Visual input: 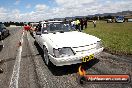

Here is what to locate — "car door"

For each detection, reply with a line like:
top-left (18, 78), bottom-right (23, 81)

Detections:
top-left (39, 35), bottom-right (44, 48)
top-left (35, 31), bottom-right (42, 46)
top-left (36, 23), bottom-right (49, 48)
top-left (38, 24), bottom-right (47, 48)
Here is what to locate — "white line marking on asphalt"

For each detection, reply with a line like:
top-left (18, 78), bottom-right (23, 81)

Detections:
top-left (9, 31), bottom-right (24, 88)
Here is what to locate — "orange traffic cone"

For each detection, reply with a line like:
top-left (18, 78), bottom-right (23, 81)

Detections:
top-left (18, 41), bottom-right (22, 47)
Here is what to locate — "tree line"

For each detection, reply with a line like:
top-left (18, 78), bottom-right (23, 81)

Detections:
top-left (0, 22), bottom-right (25, 27)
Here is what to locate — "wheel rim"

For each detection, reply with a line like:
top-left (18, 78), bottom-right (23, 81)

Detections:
top-left (44, 47), bottom-right (49, 65)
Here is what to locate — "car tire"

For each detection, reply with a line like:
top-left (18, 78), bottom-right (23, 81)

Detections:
top-left (43, 46), bottom-right (51, 66)
top-left (1, 35), bottom-right (4, 40)
top-left (8, 31), bottom-right (10, 36)
top-left (34, 40), bottom-right (39, 47)
top-left (34, 40), bottom-right (37, 44)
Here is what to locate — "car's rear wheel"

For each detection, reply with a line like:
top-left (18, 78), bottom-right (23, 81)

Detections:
top-left (43, 46), bottom-right (51, 66)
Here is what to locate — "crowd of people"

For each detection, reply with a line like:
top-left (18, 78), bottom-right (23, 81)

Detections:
top-left (68, 18), bottom-right (97, 32)
top-left (23, 18), bottom-right (97, 32)
top-left (69, 18), bottom-right (88, 32)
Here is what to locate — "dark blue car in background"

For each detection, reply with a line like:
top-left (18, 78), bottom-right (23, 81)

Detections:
top-left (115, 16), bottom-right (124, 23)
top-left (0, 23), bottom-right (9, 40)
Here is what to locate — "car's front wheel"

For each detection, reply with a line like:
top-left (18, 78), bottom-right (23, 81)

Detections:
top-left (8, 31), bottom-right (10, 36)
top-left (43, 46), bottom-right (51, 66)
top-left (0, 34), bottom-right (4, 40)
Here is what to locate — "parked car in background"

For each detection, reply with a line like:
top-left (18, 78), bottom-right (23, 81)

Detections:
top-left (0, 23), bottom-right (9, 40)
top-left (115, 16), bottom-right (124, 23)
top-left (35, 21), bottom-right (104, 66)
top-left (107, 19), bottom-right (113, 23)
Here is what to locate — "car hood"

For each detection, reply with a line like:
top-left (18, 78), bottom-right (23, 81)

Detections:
top-left (43, 31), bottom-right (101, 48)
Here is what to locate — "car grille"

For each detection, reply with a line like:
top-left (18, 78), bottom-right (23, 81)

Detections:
top-left (72, 43), bottom-right (97, 54)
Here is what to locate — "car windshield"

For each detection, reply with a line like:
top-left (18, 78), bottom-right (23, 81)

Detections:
top-left (42, 23), bottom-right (74, 33)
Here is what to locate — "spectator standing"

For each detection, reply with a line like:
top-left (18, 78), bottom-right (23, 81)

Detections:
top-left (75, 19), bottom-right (81, 32)
top-left (64, 19), bottom-right (66, 24)
top-left (68, 20), bottom-right (72, 26)
top-left (38, 23), bottom-right (42, 31)
top-left (36, 23), bottom-right (42, 32)
top-left (71, 20), bottom-right (76, 30)
top-left (93, 20), bottom-right (96, 28)
top-left (84, 19), bottom-right (88, 29)
top-left (68, 20), bottom-right (72, 30)
top-left (80, 19), bottom-right (84, 30)
top-left (24, 24), bottom-right (31, 31)
top-left (71, 20), bottom-right (74, 27)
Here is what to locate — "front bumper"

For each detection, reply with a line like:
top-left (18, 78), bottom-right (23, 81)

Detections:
top-left (49, 47), bottom-right (104, 66)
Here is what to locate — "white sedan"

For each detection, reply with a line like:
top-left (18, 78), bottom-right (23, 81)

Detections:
top-left (35, 21), bottom-right (104, 66)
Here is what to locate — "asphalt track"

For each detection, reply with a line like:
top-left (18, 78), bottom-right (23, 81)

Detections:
top-left (0, 27), bottom-right (131, 88)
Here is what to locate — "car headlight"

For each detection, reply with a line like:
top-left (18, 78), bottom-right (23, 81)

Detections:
top-left (96, 41), bottom-right (103, 49)
top-left (53, 47), bottom-right (74, 58)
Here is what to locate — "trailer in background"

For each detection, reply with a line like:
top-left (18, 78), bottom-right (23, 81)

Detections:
top-left (125, 15), bottom-right (132, 22)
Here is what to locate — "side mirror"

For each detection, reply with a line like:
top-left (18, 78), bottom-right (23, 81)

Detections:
top-left (36, 32), bottom-right (41, 35)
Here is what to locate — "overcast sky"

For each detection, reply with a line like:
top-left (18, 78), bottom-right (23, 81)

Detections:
top-left (0, 0), bottom-right (132, 22)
